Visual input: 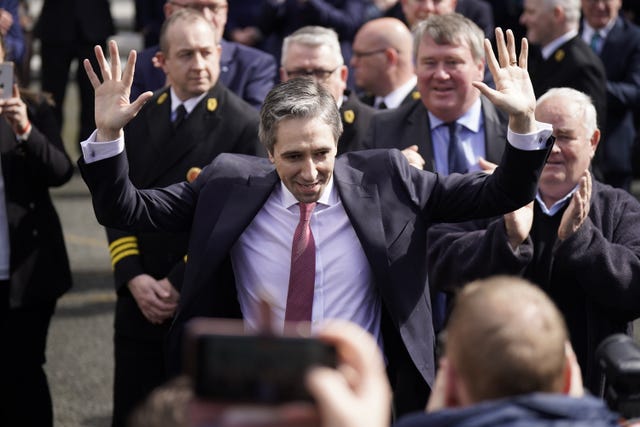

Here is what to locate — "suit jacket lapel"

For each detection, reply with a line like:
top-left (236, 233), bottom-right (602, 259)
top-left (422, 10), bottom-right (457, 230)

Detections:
top-left (481, 96), bottom-right (507, 163)
top-left (333, 162), bottom-right (389, 282)
top-left (407, 103), bottom-right (435, 171)
top-left (195, 170), bottom-right (279, 285)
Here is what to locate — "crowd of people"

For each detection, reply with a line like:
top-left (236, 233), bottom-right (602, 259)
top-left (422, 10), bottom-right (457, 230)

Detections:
top-left (2, 0), bottom-right (640, 426)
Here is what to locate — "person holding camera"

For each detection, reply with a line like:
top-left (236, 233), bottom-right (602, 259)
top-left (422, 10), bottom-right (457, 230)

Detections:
top-left (77, 27), bottom-right (553, 416)
top-left (0, 33), bottom-right (74, 426)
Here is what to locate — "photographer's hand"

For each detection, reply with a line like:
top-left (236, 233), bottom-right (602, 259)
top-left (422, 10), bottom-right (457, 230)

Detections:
top-left (306, 320), bottom-right (391, 427)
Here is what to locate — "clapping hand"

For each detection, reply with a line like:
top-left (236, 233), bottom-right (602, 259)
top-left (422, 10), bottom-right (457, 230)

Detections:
top-left (83, 40), bottom-right (153, 141)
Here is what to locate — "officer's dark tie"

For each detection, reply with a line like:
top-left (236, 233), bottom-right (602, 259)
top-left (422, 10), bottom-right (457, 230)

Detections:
top-left (447, 121), bottom-right (467, 174)
top-left (172, 104), bottom-right (187, 130)
top-left (378, 101), bottom-right (388, 110)
top-left (285, 202), bottom-right (316, 322)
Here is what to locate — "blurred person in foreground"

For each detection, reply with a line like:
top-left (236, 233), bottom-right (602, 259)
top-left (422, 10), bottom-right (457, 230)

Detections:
top-left (0, 32), bottom-right (74, 426)
top-left (308, 277), bottom-right (621, 427)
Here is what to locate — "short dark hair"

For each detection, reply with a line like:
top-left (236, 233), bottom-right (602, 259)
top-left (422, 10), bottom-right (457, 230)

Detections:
top-left (259, 78), bottom-right (343, 154)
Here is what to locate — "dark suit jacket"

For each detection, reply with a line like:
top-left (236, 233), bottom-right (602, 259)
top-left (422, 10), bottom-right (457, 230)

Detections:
top-left (362, 97), bottom-right (508, 170)
top-left (580, 17), bottom-right (640, 176)
top-left (338, 90), bottom-right (376, 155)
top-left (529, 36), bottom-right (607, 133)
top-left (79, 137), bottom-right (552, 414)
top-left (34, 0), bottom-right (114, 44)
top-left (107, 83), bottom-right (262, 339)
top-left (2, 94), bottom-right (73, 306)
top-left (426, 180), bottom-right (640, 391)
top-left (131, 39), bottom-right (277, 108)
top-left (456, 0), bottom-right (494, 40)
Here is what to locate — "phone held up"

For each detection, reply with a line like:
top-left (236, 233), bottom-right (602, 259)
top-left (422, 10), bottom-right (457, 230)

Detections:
top-left (0, 62), bottom-right (13, 99)
top-left (183, 317), bottom-right (337, 405)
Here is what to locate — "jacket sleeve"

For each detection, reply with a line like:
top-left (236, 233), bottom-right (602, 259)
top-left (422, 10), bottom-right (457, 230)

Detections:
top-left (427, 217), bottom-right (533, 292)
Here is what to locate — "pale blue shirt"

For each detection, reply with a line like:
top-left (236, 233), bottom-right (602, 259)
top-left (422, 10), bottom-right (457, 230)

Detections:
top-left (536, 185), bottom-right (579, 217)
top-left (375, 75), bottom-right (417, 109)
top-left (429, 98), bottom-right (485, 174)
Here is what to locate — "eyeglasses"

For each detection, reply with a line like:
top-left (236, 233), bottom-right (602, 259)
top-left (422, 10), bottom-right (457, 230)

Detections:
top-left (169, 1), bottom-right (228, 14)
top-left (285, 67), bottom-right (340, 81)
top-left (352, 48), bottom-right (390, 59)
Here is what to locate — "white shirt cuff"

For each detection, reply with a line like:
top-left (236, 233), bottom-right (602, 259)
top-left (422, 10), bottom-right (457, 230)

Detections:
top-left (80, 130), bottom-right (125, 164)
top-left (507, 121), bottom-right (553, 151)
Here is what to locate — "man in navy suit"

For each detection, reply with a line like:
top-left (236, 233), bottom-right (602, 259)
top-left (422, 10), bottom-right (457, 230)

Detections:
top-left (78, 29), bottom-right (553, 416)
top-left (131, 0), bottom-right (277, 109)
top-left (580, 0), bottom-right (640, 191)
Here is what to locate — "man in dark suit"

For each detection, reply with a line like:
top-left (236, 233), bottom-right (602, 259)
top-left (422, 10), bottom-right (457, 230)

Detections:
top-left (351, 17), bottom-right (419, 110)
top-left (520, 0), bottom-right (607, 142)
top-left (364, 14), bottom-right (507, 179)
top-left (34, 0), bottom-right (114, 144)
top-left (280, 26), bottom-right (375, 155)
top-left (130, 0), bottom-right (277, 109)
top-left (580, 0), bottom-right (640, 191)
top-left (78, 29), bottom-right (553, 416)
top-left (363, 13), bottom-right (507, 331)
top-left (106, 10), bottom-right (262, 427)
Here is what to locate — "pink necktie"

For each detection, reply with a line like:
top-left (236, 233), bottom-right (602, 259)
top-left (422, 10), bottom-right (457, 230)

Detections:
top-left (285, 202), bottom-right (316, 322)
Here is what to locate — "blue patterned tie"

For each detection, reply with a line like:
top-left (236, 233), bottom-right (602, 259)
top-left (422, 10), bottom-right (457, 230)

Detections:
top-left (447, 121), bottom-right (467, 174)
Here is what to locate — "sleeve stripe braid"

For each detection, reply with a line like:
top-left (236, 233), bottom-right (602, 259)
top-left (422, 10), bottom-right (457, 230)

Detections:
top-left (108, 236), bottom-right (138, 252)
top-left (111, 249), bottom-right (141, 269)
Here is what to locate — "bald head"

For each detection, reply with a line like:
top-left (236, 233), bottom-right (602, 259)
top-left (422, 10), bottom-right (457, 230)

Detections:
top-left (446, 276), bottom-right (569, 403)
top-left (351, 17), bottom-right (415, 97)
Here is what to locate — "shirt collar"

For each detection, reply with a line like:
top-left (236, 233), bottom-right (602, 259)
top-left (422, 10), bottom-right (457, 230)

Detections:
top-left (541, 30), bottom-right (578, 60)
top-left (380, 75), bottom-right (418, 109)
top-left (582, 18), bottom-right (616, 42)
top-left (278, 175), bottom-right (337, 210)
top-left (170, 88), bottom-right (208, 114)
top-left (536, 184), bottom-right (579, 216)
top-left (428, 97), bottom-right (482, 133)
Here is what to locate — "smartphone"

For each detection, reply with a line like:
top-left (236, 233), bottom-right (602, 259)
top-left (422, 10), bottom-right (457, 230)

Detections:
top-left (184, 318), bottom-right (337, 404)
top-left (0, 62), bottom-right (13, 99)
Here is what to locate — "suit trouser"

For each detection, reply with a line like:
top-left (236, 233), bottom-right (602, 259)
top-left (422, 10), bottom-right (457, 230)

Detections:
top-left (0, 301), bottom-right (56, 427)
top-left (39, 40), bottom-right (106, 145)
top-left (112, 333), bottom-right (167, 427)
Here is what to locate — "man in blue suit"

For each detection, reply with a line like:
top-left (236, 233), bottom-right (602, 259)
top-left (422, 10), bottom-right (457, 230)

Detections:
top-left (78, 29), bottom-right (553, 416)
top-left (580, 0), bottom-right (640, 191)
top-left (131, 0), bottom-right (277, 109)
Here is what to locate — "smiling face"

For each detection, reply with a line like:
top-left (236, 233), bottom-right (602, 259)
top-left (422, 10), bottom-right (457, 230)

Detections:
top-left (157, 17), bottom-right (221, 101)
top-left (581, 0), bottom-right (621, 30)
top-left (536, 96), bottom-right (599, 204)
top-left (268, 117), bottom-right (338, 203)
top-left (415, 34), bottom-right (484, 123)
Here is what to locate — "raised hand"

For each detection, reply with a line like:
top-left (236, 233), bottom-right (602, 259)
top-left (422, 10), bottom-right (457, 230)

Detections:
top-left (83, 40), bottom-right (153, 141)
top-left (504, 201), bottom-right (534, 250)
top-left (473, 28), bottom-right (536, 134)
top-left (558, 171), bottom-right (592, 240)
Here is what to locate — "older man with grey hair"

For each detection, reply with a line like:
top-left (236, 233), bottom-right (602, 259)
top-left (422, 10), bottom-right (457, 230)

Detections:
top-left (427, 87), bottom-right (640, 393)
top-left (280, 26), bottom-right (376, 154)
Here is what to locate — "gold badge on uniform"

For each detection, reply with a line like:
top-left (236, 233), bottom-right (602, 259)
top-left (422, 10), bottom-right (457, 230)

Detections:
top-left (554, 49), bottom-right (565, 62)
top-left (411, 90), bottom-right (421, 100)
top-left (186, 167), bottom-right (202, 183)
top-left (343, 110), bottom-right (355, 124)
top-left (157, 92), bottom-right (168, 104)
top-left (207, 98), bottom-right (218, 112)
